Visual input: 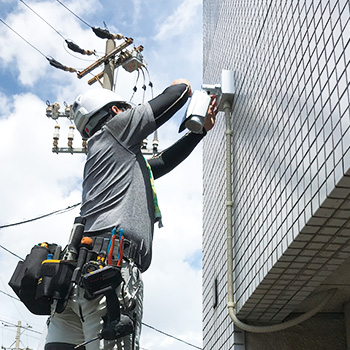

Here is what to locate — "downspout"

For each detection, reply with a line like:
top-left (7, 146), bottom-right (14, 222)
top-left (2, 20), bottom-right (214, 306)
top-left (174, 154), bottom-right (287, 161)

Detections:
top-left (223, 101), bottom-right (337, 333)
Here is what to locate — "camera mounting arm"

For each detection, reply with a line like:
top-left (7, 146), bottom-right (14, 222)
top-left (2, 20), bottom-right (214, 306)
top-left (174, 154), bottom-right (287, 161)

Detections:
top-left (202, 70), bottom-right (235, 112)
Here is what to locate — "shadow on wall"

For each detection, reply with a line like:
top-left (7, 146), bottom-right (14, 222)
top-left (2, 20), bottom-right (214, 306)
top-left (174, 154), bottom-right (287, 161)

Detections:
top-left (245, 313), bottom-right (346, 350)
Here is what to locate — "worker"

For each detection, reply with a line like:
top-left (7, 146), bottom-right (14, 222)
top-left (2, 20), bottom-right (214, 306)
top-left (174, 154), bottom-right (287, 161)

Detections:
top-left (44, 79), bottom-right (218, 350)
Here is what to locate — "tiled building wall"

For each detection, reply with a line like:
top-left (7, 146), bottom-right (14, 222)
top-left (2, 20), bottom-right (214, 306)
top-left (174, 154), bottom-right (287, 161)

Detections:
top-left (202, 1), bottom-right (350, 349)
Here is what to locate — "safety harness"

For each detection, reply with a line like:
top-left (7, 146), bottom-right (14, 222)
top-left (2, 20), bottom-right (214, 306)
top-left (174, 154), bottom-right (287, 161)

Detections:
top-left (144, 157), bottom-right (163, 227)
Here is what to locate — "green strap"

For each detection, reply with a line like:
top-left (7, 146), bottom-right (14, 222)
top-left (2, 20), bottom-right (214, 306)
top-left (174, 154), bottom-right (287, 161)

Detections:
top-left (144, 157), bottom-right (163, 227)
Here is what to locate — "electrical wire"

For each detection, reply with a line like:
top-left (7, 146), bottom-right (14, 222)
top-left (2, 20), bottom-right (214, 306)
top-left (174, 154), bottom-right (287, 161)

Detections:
top-left (0, 290), bottom-right (20, 301)
top-left (0, 288), bottom-right (201, 349)
top-left (142, 323), bottom-right (202, 349)
top-left (0, 202), bottom-right (80, 230)
top-left (143, 66), bottom-right (154, 99)
top-left (19, 0), bottom-right (65, 40)
top-left (0, 320), bottom-right (43, 349)
top-left (0, 18), bottom-right (47, 59)
top-left (19, 0), bottom-right (95, 60)
top-left (55, 0), bottom-right (92, 28)
top-left (113, 66), bottom-right (120, 92)
top-left (0, 17), bottom-right (77, 73)
top-left (0, 276), bottom-right (29, 327)
top-left (0, 276), bottom-right (28, 330)
top-left (19, 0), bottom-right (96, 60)
top-left (0, 319), bottom-right (42, 336)
top-left (130, 70), bottom-right (141, 102)
top-left (62, 41), bottom-right (95, 62)
top-left (0, 245), bottom-right (23, 261)
top-left (0, 202), bottom-right (80, 259)
top-left (140, 68), bottom-right (147, 104)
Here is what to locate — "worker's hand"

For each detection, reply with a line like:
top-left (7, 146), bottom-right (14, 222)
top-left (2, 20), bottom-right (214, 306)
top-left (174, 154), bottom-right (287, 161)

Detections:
top-left (204, 95), bottom-right (218, 132)
top-left (171, 78), bottom-right (192, 96)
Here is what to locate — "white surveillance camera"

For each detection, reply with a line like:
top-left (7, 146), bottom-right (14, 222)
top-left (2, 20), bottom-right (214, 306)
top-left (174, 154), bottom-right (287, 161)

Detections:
top-left (179, 90), bottom-right (212, 133)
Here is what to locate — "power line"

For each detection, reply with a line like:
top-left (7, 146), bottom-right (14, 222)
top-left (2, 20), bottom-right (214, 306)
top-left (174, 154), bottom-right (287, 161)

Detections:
top-left (0, 290), bottom-right (20, 301)
top-left (0, 288), bottom-right (202, 349)
top-left (0, 202), bottom-right (81, 260)
top-left (0, 276), bottom-right (31, 328)
top-left (19, 0), bottom-right (65, 40)
top-left (0, 202), bottom-right (81, 230)
top-left (142, 323), bottom-right (202, 349)
top-left (0, 319), bottom-right (42, 336)
top-left (0, 18), bottom-right (47, 59)
top-left (143, 66), bottom-right (154, 99)
top-left (55, 0), bottom-right (92, 28)
top-left (0, 18), bottom-right (79, 72)
top-left (54, 0), bottom-right (122, 42)
top-left (19, 0), bottom-right (95, 58)
top-left (0, 245), bottom-right (23, 261)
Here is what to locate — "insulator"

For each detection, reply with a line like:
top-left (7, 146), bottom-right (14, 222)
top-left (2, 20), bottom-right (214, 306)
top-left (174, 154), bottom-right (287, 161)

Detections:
top-left (52, 103), bottom-right (60, 120)
top-left (68, 125), bottom-right (75, 148)
top-left (92, 27), bottom-right (114, 39)
top-left (152, 139), bottom-right (159, 149)
top-left (53, 124), bottom-right (60, 148)
top-left (142, 139), bottom-right (148, 149)
top-left (66, 40), bottom-right (95, 56)
top-left (114, 33), bottom-right (125, 40)
top-left (46, 105), bottom-right (53, 118)
top-left (47, 57), bottom-right (77, 73)
top-left (46, 102), bottom-right (59, 119)
top-left (65, 104), bottom-right (73, 120)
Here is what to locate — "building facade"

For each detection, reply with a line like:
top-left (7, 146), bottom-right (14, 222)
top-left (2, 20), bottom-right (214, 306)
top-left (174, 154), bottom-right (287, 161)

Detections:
top-left (202, 1), bottom-right (350, 349)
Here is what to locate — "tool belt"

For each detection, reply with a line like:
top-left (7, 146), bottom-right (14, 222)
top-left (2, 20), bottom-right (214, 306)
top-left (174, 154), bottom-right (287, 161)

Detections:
top-left (8, 218), bottom-right (142, 316)
top-left (87, 233), bottom-right (142, 268)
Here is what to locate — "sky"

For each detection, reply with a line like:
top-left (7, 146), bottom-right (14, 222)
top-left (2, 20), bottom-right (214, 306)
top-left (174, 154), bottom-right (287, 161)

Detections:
top-left (0, 1), bottom-right (205, 349)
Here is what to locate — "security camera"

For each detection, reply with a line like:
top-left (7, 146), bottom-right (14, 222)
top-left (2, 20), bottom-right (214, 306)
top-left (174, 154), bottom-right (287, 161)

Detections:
top-left (178, 70), bottom-right (235, 134)
top-left (179, 90), bottom-right (212, 134)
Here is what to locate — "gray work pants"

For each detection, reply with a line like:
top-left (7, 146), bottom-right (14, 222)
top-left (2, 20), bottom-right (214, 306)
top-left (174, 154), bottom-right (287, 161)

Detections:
top-left (45, 260), bottom-right (143, 350)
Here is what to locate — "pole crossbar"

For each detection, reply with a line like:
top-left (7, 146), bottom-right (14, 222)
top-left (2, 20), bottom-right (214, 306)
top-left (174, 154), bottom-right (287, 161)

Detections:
top-left (77, 38), bottom-right (133, 79)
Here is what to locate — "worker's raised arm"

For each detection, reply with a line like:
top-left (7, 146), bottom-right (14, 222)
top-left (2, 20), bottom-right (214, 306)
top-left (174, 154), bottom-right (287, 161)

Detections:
top-left (148, 95), bottom-right (218, 179)
top-left (149, 79), bottom-right (191, 128)
top-left (148, 131), bottom-right (205, 179)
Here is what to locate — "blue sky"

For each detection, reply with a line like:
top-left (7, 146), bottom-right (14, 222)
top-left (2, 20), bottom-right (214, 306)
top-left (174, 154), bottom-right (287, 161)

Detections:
top-left (0, 0), bottom-right (203, 103)
top-left (0, 1), bottom-right (204, 349)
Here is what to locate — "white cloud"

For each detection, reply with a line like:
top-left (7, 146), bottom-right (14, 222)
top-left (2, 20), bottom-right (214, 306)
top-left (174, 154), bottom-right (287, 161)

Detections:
top-left (0, 0), bottom-right (108, 88)
top-left (0, 1), bottom-right (205, 349)
top-left (0, 91), bottom-right (12, 115)
top-left (154, 0), bottom-right (202, 41)
top-left (132, 0), bottom-right (142, 25)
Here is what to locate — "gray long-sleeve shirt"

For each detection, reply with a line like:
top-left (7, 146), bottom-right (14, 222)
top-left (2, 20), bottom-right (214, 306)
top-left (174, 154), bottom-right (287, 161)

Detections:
top-left (80, 84), bottom-right (205, 272)
top-left (81, 103), bottom-right (156, 271)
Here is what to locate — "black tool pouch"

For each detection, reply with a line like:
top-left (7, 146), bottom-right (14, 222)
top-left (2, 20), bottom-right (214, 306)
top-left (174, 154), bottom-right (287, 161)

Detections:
top-left (9, 243), bottom-right (75, 315)
top-left (36, 260), bottom-right (75, 314)
top-left (9, 244), bottom-right (58, 315)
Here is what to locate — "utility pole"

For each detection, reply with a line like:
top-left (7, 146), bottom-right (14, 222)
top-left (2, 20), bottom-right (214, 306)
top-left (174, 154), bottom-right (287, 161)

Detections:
top-left (15, 321), bottom-right (21, 350)
top-left (45, 33), bottom-right (159, 155)
top-left (102, 39), bottom-right (116, 91)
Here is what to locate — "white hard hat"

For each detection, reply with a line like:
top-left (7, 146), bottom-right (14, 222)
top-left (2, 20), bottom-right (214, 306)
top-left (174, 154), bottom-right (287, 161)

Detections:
top-left (72, 88), bottom-right (131, 138)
